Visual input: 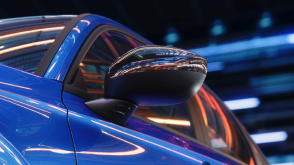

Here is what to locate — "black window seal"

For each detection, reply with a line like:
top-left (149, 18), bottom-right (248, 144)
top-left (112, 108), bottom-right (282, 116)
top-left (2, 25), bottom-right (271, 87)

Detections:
top-left (34, 13), bottom-right (91, 77)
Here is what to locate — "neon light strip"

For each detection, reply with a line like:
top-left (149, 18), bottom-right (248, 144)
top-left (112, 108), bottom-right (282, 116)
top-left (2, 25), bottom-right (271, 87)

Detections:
top-left (272, 163), bottom-right (294, 165)
top-left (251, 131), bottom-right (288, 144)
top-left (189, 33), bottom-right (294, 56)
top-left (0, 26), bottom-right (64, 40)
top-left (147, 117), bottom-right (191, 126)
top-left (0, 39), bottom-right (55, 55)
top-left (224, 98), bottom-right (260, 110)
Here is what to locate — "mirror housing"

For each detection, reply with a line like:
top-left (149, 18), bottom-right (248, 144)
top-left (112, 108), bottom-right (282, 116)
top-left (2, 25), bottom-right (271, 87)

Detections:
top-left (104, 45), bottom-right (207, 106)
top-left (85, 45), bottom-right (207, 125)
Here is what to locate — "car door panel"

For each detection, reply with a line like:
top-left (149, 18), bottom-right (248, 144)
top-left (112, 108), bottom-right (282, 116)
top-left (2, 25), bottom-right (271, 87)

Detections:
top-left (63, 91), bottom-right (226, 165)
top-left (0, 64), bottom-right (76, 164)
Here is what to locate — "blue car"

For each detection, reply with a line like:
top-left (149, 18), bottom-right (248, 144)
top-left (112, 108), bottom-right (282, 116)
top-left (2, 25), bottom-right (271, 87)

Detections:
top-left (0, 14), bottom-right (268, 165)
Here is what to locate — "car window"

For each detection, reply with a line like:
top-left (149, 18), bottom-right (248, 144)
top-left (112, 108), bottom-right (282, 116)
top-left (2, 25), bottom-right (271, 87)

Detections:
top-left (0, 16), bottom-right (75, 73)
top-left (134, 104), bottom-right (195, 137)
top-left (80, 30), bottom-right (196, 138)
top-left (196, 86), bottom-right (254, 164)
top-left (79, 31), bottom-right (144, 99)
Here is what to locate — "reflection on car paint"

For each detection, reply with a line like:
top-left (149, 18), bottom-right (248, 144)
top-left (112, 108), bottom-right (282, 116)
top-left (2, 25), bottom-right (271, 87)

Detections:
top-left (25, 130), bottom-right (145, 156)
top-left (0, 64), bottom-right (76, 164)
top-left (0, 64), bottom-right (42, 78)
top-left (91, 119), bottom-right (203, 163)
top-left (0, 81), bottom-right (32, 90)
top-left (63, 91), bottom-right (226, 165)
top-left (0, 134), bottom-right (29, 165)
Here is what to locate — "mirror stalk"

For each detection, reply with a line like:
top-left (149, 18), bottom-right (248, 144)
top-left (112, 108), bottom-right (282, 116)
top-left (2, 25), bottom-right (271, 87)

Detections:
top-left (85, 99), bottom-right (137, 125)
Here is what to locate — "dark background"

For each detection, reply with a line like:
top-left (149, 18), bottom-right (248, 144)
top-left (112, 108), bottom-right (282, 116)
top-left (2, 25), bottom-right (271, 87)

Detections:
top-left (2, 0), bottom-right (294, 164)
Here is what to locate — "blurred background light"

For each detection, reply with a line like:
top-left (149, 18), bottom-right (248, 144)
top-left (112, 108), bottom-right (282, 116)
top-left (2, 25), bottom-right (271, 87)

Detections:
top-left (224, 98), bottom-right (260, 110)
top-left (207, 62), bottom-right (224, 72)
top-left (189, 33), bottom-right (294, 57)
top-left (210, 20), bottom-right (226, 36)
top-left (165, 27), bottom-right (180, 45)
top-left (251, 131), bottom-right (288, 144)
top-left (259, 12), bottom-right (273, 28)
top-left (272, 163), bottom-right (294, 165)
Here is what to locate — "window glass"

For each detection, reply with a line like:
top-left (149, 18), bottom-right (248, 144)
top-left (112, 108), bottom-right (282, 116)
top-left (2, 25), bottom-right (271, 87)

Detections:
top-left (0, 26), bottom-right (64, 73)
top-left (0, 51), bottom-right (47, 73)
top-left (196, 86), bottom-right (253, 164)
top-left (0, 15), bottom-right (75, 73)
top-left (134, 104), bottom-right (195, 137)
top-left (80, 31), bottom-right (143, 99)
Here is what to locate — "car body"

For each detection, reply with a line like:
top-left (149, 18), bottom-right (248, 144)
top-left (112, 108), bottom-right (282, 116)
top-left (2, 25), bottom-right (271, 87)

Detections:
top-left (0, 14), bottom-right (268, 165)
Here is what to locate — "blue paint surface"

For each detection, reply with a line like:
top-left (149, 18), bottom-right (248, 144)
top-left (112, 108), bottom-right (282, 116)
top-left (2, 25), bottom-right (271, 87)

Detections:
top-left (63, 92), bottom-right (229, 165)
top-left (0, 64), bottom-right (76, 164)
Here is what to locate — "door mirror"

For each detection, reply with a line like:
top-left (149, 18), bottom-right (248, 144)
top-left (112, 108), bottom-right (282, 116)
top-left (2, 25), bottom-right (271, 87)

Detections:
top-left (104, 45), bottom-right (207, 106)
top-left (85, 45), bottom-right (207, 125)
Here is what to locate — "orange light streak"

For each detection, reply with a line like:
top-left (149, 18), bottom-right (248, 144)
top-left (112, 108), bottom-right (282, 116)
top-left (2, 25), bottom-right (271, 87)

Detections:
top-left (102, 33), bottom-right (120, 58)
top-left (73, 27), bottom-right (80, 33)
top-left (249, 157), bottom-right (255, 165)
top-left (91, 120), bottom-right (205, 163)
top-left (79, 131), bottom-right (145, 156)
top-left (199, 87), bottom-right (216, 110)
top-left (25, 148), bottom-right (73, 154)
top-left (0, 26), bottom-right (64, 40)
top-left (0, 94), bottom-right (50, 114)
top-left (0, 82), bottom-right (32, 90)
top-left (125, 35), bottom-right (138, 48)
top-left (208, 93), bottom-right (232, 150)
top-left (47, 105), bottom-right (67, 113)
top-left (0, 98), bottom-right (49, 118)
top-left (195, 93), bottom-right (208, 126)
top-left (25, 131), bottom-right (145, 156)
top-left (147, 117), bottom-right (191, 126)
top-left (0, 39), bottom-right (55, 55)
top-left (80, 20), bottom-right (90, 26)
top-left (69, 111), bottom-right (83, 118)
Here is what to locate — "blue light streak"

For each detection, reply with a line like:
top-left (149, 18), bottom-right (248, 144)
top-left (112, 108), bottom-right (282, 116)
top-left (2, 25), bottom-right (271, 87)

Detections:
top-left (251, 131), bottom-right (288, 144)
top-left (224, 98), bottom-right (260, 110)
top-left (189, 33), bottom-right (294, 56)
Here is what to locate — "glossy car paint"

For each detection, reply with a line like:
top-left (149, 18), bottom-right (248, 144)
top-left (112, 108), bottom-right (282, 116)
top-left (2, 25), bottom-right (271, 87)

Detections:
top-left (126, 117), bottom-right (243, 165)
top-left (0, 134), bottom-right (29, 165)
top-left (44, 14), bottom-right (151, 82)
top-left (0, 64), bottom-right (76, 164)
top-left (63, 91), bottom-right (227, 165)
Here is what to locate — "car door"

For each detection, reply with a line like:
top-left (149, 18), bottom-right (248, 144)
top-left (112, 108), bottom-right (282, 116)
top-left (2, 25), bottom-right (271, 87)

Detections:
top-left (60, 22), bottom-right (227, 164)
top-left (0, 15), bottom-right (77, 165)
